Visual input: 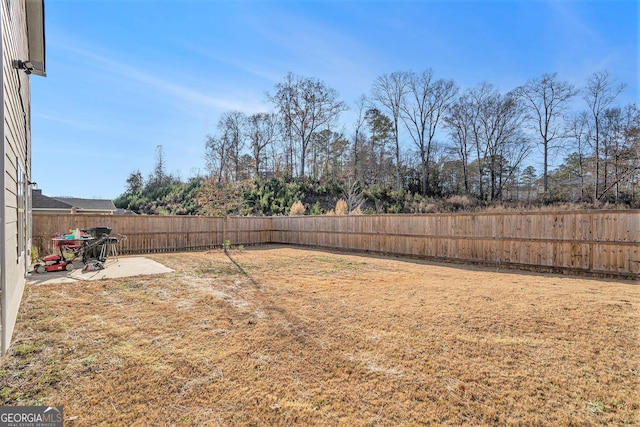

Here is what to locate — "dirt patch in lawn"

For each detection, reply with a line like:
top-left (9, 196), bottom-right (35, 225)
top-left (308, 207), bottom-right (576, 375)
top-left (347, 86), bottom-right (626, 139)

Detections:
top-left (2, 245), bottom-right (639, 426)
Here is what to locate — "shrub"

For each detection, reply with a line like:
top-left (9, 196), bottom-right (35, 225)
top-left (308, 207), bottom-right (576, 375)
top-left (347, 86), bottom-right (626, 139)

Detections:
top-left (289, 200), bottom-right (306, 216)
top-left (30, 245), bottom-right (39, 264)
top-left (349, 206), bottom-right (363, 215)
top-left (445, 195), bottom-right (475, 211)
top-left (309, 201), bottom-right (323, 215)
top-left (335, 199), bottom-right (348, 215)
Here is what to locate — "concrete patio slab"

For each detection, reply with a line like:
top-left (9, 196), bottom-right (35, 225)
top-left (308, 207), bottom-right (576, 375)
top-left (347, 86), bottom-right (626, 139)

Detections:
top-left (27, 256), bottom-right (174, 285)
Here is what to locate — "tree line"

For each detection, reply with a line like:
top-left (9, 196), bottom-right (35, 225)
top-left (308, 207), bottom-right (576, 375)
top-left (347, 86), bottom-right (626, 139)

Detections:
top-left (115, 69), bottom-right (639, 215)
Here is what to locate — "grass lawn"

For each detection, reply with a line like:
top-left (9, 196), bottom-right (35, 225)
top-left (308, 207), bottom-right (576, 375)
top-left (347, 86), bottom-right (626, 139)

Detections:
top-left (1, 246), bottom-right (639, 426)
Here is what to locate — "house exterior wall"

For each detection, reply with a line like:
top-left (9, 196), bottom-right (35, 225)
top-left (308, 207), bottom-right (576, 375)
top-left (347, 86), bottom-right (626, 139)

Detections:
top-left (1, 0), bottom-right (33, 354)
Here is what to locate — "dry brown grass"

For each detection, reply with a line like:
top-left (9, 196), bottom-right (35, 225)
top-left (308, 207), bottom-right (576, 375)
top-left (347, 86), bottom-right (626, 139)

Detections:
top-left (2, 246), bottom-right (639, 426)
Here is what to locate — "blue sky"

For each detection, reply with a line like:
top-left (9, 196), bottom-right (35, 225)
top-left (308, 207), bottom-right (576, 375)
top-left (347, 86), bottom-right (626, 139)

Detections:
top-left (31, 0), bottom-right (638, 199)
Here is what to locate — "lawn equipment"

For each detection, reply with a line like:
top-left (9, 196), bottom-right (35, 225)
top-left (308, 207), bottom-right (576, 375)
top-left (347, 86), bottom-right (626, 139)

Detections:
top-left (33, 231), bottom-right (117, 274)
top-left (33, 253), bottom-right (76, 273)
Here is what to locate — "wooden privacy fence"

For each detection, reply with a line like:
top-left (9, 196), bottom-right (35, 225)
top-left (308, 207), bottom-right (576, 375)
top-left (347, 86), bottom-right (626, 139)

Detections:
top-left (272, 211), bottom-right (640, 278)
top-left (32, 211), bottom-right (640, 278)
top-left (31, 214), bottom-right (272, 256)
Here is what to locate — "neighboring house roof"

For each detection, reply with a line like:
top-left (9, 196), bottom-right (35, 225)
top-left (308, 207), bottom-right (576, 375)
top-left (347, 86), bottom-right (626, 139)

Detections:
top-left (54, 197), bottom-right (116, 212)
top-left (32, 189), bottom-right (116, 214)
top-left (32, 190), bottom-right (73, 210)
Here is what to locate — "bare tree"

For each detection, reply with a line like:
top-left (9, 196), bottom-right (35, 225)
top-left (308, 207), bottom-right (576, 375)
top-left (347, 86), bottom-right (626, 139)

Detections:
top-left (204, 134), bottom-right (232, 182)
top-left (219, 111), bottom-right (246, 182)
top-left (246, 112), bottom-right (280, 178)
top-left (515, 72), bottom-right (577, 193)
top-left (444, 94), bottom-right (473, 194)
top-left (401, 69), bottom-right (458, 195)
top-left (351, 95), bottom-right (368, 182)
top-left (371, 71), bottom-right (408, 190)
top-left (342, 179), bottom-right (365, 213)
top-left (583, 70), bottom-right (625, 200)
top-left (566, 111), bottom-right (592, 200)
top-left (148, 145), bottom-right (168, 189)
top-left (204, 111), bottom-right (246, 182)
top-left (454, 83), bottom-right (530, 200)
top-left (268, 72), bottom-right (347, 177)
top-left (466, 84), bottom-right (494, 200)
top-left (599, 104), bottom-right (640, 201)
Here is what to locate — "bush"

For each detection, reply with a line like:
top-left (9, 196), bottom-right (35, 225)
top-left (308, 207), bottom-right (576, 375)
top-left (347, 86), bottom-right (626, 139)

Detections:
top-left (335, 199), bottom-right (348, 215)
top-left (309, 201), bottom-right (323, 215)
top-left (445, 195), bottom-right (475, 211)
top-left (30, 245), bottom-right (39, 264)
top-left (349, 206), bottom-right (363, 215)
top-left (289, 200), bottom-right (306, 216)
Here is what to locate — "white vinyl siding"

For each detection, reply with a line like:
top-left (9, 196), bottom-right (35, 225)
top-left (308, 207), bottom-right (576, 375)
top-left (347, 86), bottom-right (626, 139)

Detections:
top-left (1, 0), bottom-right (33, 353)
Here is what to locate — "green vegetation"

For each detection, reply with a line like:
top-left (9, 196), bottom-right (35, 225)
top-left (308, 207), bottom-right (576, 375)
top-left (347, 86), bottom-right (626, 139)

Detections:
top-left (114, 172), bottom-right (640, 216)
top-left (12, 344), bottom-right (35, 357)
top-left (114, 174), bottom-right (204, 215)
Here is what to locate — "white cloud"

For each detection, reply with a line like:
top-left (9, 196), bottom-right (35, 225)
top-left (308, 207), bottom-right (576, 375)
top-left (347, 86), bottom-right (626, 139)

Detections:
top-left (33, 113), bottom-right (106, 130)
top-left (57, 43), bottom-right (258, 112)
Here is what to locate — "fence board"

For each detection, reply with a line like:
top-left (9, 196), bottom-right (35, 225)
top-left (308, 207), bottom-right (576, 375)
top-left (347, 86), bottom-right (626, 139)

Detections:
top-left (32, 211), bottom-right (639, 278)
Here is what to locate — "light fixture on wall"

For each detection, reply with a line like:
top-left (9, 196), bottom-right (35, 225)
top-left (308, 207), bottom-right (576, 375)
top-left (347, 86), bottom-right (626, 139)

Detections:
top-left (12, 60), bottom-right (35, 74)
